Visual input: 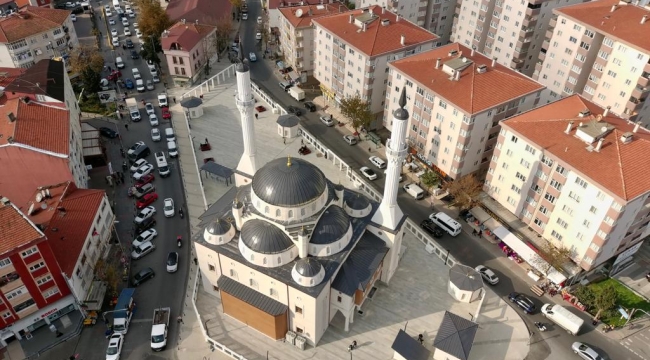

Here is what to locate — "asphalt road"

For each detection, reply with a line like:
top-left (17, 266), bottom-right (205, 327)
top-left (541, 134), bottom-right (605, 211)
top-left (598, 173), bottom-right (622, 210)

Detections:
top-left (42, 3), bottom-right (190, 360)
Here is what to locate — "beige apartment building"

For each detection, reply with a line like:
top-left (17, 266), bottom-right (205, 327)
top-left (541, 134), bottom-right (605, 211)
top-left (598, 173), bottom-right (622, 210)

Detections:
top-left (278, 4), bottom-right (346, 75)
top-left (534, 0), bottom-right (650, 126)
top-left (485, 95), bottom-right (650, 272)
top-left (450, 0), bottom-right (587, 77)
top-left (313, 6), bottom-right (438, 121)
top-left (385, 43), bottom-right (544, 180)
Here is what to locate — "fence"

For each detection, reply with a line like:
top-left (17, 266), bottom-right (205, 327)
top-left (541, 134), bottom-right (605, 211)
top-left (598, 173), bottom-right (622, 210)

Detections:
top-left (181, 64), bottom-right (238, 100)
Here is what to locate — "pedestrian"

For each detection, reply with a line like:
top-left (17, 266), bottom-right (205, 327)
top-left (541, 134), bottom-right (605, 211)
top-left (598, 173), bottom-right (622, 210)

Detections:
top-left (301, 139), bottom-right (304, 145)
top-left (418, 334), bottom-right (424, 345)
top-left (254, 113), bottom-right (258, 119)
top-left (120, 172), bottom-right (125, 183)
top-left (283, 137), bottom-right (286, 145)
top-left (368, 147), bottom-right (371, 153)
top-left (472, 229), bottom-right (477, 236)
top-left (173, 97), bottom-right (176, 104)
top-left (177, 316), bottom-right (183, 324)
top-left (124, 123), bottom-right (129, 131)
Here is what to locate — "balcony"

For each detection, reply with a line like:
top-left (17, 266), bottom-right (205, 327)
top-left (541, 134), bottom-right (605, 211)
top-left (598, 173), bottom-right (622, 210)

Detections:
top-left (522, 16), bottom-right (538, 27)
top-left (296, 31), bottom-right (303, 40)
top-left (644, 61), bottom-right (650, 74)
top-left (0, 272), bottom-right (21, 291)
top-left (639, 73), bottom-right (650, 88)
top-left (511, 58), bottom-right (525, 69)
top-left (525, 6), bottom-right (540, 17)
top-left (541, 39), bottom-right (550, 50)
top-left (13, 51), bottom-right (33, 66)
top-left (295, 42), bottom-right (303, 49)
top-left (7, 41), bottom-right (28, 54)
top-left (53, 30), bottom-right (65, 40)
top-left (632, 85), bottom-right (650, 99)
top-left (549, 17), bottom-right (557, 28)
top-left (627, 97), bottom-right (645, 112)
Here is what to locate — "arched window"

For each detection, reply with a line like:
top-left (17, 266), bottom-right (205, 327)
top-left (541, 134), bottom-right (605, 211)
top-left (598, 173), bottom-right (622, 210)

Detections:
top-left (326, 247), bottom-right (331, 255)
top-left (301, 208), bottom-right (305, 216)
top-left (265, 206), bottom-right (270, 214)
top-left (310, 279), bottom-right (314, 285)
top-left (312, 203), bottom-right (316, 211)
top-left (277, 257), bottom-right (282, 265)
top-left (276, 209), bottom-right (281, 217)
top-left (250, 253), bottom-right (254, 261)
top-left (263, 257), bottom-right (267, 265)
top-left (288, 210), bottom-right (293, 218)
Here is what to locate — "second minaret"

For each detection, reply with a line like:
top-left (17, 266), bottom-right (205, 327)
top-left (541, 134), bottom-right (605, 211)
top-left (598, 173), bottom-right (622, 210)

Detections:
top-left (235, 43), bottom-right (257, 185)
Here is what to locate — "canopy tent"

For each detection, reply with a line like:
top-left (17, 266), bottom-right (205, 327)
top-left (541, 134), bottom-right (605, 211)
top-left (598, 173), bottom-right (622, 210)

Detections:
top-left (492, 227), bottom-right (567, 285)
top-left (469, 207), bottom-right (491, 224)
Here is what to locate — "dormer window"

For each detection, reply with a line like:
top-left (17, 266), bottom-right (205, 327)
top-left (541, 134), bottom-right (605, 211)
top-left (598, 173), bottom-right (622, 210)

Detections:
top-left (170, 42), bottom-right (182, 51)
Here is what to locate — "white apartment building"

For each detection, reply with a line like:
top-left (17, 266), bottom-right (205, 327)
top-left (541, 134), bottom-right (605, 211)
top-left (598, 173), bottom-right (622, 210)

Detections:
top-left (386, 43), bottom-right (544, 180)
top-left (0, 7), bottom-right (78, 69)
top-left (451, 0), bottom-right (588, 77)
top-left (278, 4), bottom-right (346, 75)
top-left (485, 94), bottom-right (650, 272)
top-left (354, 0), bottom-right (426, 27)
top-left (534, 0), bottom-right (650, 126)
top-left (313, 6), bottom-right (438, 122)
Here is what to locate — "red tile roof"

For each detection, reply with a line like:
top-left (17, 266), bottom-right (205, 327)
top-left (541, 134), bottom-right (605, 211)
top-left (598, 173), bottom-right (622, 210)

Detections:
top-left (313, 6), bottom-right (437, 57)
top-left (23, 181), bottom-right (73, 226)
top-left (556, 0), bottom-right (650, 52)
top-left (0, 99), bottom-right (70, 154)
top-left (0, 200), bottom-right (44, 257)
top-left (390, 43), bottom-right (544, 114)
top-left (279, 4), bottom-right (347, 28)
top-left (162, 22), bottom-right (215, 52)
top-left (504, 95), bottom-right (650, 201)
top-left (0, 7), bottom-right (71, 43)
top-left (269, 0), bottom-right (326, 10)
top-left (166, 0), bottom-right (232, 26)
top-left (0, 67), bottom-right (26, 88)
top-left (43, 185), bottom-right (105, 277)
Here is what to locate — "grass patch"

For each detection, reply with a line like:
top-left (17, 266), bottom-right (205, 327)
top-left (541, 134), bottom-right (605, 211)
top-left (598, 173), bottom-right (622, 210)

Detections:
top-left (79, 94), bottom-right (115, 115)
top-left (587, 278), bottom-right (650, 326)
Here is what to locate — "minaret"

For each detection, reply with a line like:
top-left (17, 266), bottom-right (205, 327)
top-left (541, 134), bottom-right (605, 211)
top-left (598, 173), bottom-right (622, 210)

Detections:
top-left (235, 43), bottom-right (257, 186)
top-left (371, 87), bottom-right (408, 230)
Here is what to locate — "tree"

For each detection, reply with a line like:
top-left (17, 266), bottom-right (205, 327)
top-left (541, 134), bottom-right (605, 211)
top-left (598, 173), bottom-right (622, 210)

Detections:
top-left (593, 282), bottom-right (618, 320)
top-left (532, 240), bottom-right (572, 276)
top-left (339, 95), bottom-right (374, 134)
top-left (140, 37), bottom-right (162, 67)
top-left (135, 0), bottom-right (172, 39)
top-left (214, 18), bottom-right (234, 61)
top-left (81, 66), bottom-right (102, 94)
top-left (420, 170), bottom-right (440, 206)
top-left (229, 0), bottom-right (244, 11)
top-left (441, 174), bottom-right (482, 210)
top-left (68, 45), bottom-right (104, 75)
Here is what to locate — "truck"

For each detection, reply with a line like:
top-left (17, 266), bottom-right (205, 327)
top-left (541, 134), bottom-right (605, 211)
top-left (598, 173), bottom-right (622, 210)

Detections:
top-left (113, 288), bottom-right (135, 334)
top-left (150, 307), bottom-right (170, 351)
top-left (540, 304), bottom-right (584, 335)
top-left (126, 98), bottom-right (141, 121)
top-left (154, 151), bottom-right (170, 177)
top-left (288, 87), bottom-right (305, 101)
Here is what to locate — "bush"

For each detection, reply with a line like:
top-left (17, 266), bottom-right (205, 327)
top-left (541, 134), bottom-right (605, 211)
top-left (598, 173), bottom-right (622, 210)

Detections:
top-left (79, 94), bottom-right (115, 115)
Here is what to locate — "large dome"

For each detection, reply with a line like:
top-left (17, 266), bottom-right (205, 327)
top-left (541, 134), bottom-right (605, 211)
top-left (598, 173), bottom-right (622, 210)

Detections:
top-left (252, 157), bottom-right (327, 207)
top-left (240, 219), bottom-right (295, 254)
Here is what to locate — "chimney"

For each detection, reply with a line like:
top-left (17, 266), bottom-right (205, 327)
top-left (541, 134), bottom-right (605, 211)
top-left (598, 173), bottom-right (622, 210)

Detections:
top-left (634, 122), bottom-right (641, 133)
top-left (471, 46), bottom-right (475, 56)
top-left (349, 14), bottom-right (353, 23)
top-left (335, 183), bottom-right (345, 207)
top-left (382, 6), bottom-right (385, 14)
top-left (400, 34), bottom-right (405, 46)
top-left (181, 18), bottom-right (186, 24)
top-left (396, 14), bottom-right (400, 22)
top-left (308, 8), bottom-right (312, 16)
top-left (362, 22), bottom-right (367, 31)
top-left (610, 5), bottom-right (616, 12)
top-left (454, 70), bottom-right (460, 81)
top-left (297, 227), bottom-right (309, 258)
top-left (231, 200), bottom-right (244, 230)
top-left (595, 138), bottom-right (605, 152)
top-left (7, 112), bottom-right (15, 122)
top-left (642, 15), bottom-right (648, 24)
top-left (492, 57), bottom-right (496, 67)
top-left (436, 58), bottom-right (441, 69)
top-left (195, 19), bottom-right (199, 24)
top-left (603, 106), bottom-right (611, 116)
top-left (565, 121), bottom-right (574, 134)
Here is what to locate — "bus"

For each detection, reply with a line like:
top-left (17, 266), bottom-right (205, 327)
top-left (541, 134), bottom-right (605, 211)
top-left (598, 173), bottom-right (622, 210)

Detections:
top-left (429, 212), bottom-right (462, 236)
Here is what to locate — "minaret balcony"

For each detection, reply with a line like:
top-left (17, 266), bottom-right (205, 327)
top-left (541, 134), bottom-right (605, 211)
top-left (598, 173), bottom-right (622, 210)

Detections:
top-left (386, 143), bottom-right (407, 159)
top-left (235, 93), bottom-right (255, 108)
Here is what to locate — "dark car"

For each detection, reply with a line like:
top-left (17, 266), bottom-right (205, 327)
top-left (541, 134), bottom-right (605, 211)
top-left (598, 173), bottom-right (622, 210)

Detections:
top-left (130, 50), bottom-right (139, 59)
top-left (131, 267), bottom-right (155, 286)
top-left (420, 219), bottom-right (444, 238)
top-left (135, 216), bottom-right (156, 232)
top-left (125, 78), bottom-right (134, 89)
top-left (508, 292), bottom-right (536, 314)
top-left (99, 127), bottom-right (118, 138)
top-left (304, 101), bottom-right (316, 112)
top-left (125, 39), bottom-right (134, 49)
top-left (287, 105), bottom-right (302, 116)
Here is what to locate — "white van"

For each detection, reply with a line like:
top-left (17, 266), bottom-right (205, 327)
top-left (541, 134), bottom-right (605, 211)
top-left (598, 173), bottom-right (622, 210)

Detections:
top-left (369, 156), bottom-right (387, 169)
top-left (132, 68), bottom-right (141, 80)
top-left (167, 140), bottom-right (178, 158)
top-left (403, 183), bottom-right (425, 200)
top-left (540, 304), bottom-right (584, 335)
top-left (115, 56), bottom-right (125, 69)
top-left (155, 151), bottom-right (170, 177)
top-left (164, 128), bottom-right (175, 142)
top-left (112, 0), bottom-right (120, 7)
top-left (429, 212), bottom-right (462, 236)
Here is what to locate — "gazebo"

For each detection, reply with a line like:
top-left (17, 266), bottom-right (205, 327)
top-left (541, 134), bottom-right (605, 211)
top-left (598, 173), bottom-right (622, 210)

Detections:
top-left (200, 161), bottom-right (234, 186)
top-left (181, 96), bottom-right (204, 118)
top-left (276, 114), bottom-right (300, 139)
top-left (448, 264), bottom-right (483, 303)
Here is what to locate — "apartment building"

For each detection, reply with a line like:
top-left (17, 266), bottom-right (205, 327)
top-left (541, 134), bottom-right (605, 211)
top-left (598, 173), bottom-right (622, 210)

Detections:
top-left (485, 95), bottom-right (650, 272)
top-left (534, 1), bottom-right (650, 126)
top-left (313, 6), bottom-right (438, 122)
top-left (161, 21), bottom-right (217, 86)
top-left (0, 198), bottom-right (75, 346)
top-left (354, 0), bottom-right (426, 27)
top-left (278, 4), bottom-right (346, 75)
top-left (0, 7), bottom-right (77, 69)
top-left (450, 0), bottom-right (588, 77)
top-left (386, 43), bottom-right (544, 180)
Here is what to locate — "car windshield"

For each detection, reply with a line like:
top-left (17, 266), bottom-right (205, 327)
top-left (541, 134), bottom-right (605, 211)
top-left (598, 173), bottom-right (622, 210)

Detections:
top-left (167, 256), bottom-right (176, 265)
top-left (366, 169), bottom-right (375, 175)
top-left (152, 335), bottom-right (165, 343)
top-left (164, 204), bottom-right (173, 210)
top-left (106, 346), bottom-right (118, 355)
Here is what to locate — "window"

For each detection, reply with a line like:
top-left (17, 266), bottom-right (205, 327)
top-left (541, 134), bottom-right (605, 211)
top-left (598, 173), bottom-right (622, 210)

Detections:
top-left (583, 219), bottom-right (591, 227)
top-left (249, 279), bottom-right (258, 289)
top-left (541, 156), bottom-right (553, 167)
top-left (337, 296), bottom-right (342, 302)
top-left (550, 179), bottom-right (562, 190)
top-left (556, 218), bottom-right (569, 229)
top-left (551, 230), bottom-right (563, 241)
top-left (562, 205), bottom-right (574, 216)
top-left (544, 193), bottom-right (556, 204)
top-left (520, 159), bottom-right (530, 169)
top-left (524, 145), bottom-right (536, 155)
top-left (597, 230), bottom-right (608, 239)
top-left (43, 287), bottom-right (59, 298)
top-left (36, 275), bottom-right (52, 285)
top-left (556, 165), bottom-right (567, 176)
top-left (568, 191), bottom-right (581, 203)
top-left (539, 205), bottom-right (548, 215)
top-left (5, 286), bottom-right (26, 300)
top-left (511, 184), bottom-right (521, 194)
top-left (208, 264), bottom-right (215, 271)
top-left (575, 177), bottom-right (588, 188)
top-left (295, 306), bottom-right (303, 314)
top-left (534, 217), bottom-right (545, 229)
top-left (515, 172), bottom-right (526, 182)
top-left (590, 243), bottom-right (601, 253)
top-left (21, 248), bottom-right (38, 257)
top-left (29, 261), bottom-right (45, 272)
top-left (270, 288), bottom-right (278, 297)
top-left (0, 258), bottom-right (11, 267)
top-left (569, 36), bottom-right (577, 43)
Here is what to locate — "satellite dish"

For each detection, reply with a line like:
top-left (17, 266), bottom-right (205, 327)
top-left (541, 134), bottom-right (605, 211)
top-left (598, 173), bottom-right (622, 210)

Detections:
top-left (35, 193), bottom-right (43, 202)
top-left (295, 8), bottom-right (303, 17)
top-left (40, 203), bottom-right (47, 210)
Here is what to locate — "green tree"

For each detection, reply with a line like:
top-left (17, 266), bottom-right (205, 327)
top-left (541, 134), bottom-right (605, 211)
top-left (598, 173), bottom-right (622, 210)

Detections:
top-left (593, 282), bottom-right (618, 320)
top-left (81, 67), bottom-right (102, 94)
top-left (140, 37), bottom-right (162, 67)
top-left (420, 170), bottom-right (440, 206)
top-left (68, 45), bottom-right (104, 75)
top-left (339, 95), bottom-right (374, 134)
top-left (135, 0), bottom-right (172, 39)
top-left (532, 240), bottom-right (572, 276)
top-left (573, 285), bottom-right (596, 307)
top-left (441, 174), bottom-right (482, 210)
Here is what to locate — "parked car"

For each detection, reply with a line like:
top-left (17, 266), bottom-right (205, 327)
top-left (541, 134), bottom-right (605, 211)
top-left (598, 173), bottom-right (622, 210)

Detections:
top-left (109, 18), bottom-right (116, 25)
top-left (124, 28), bottom-right (131, 36)
top-left (130, 50), bottom-right (139, 59)
top-left (146, 80), bottom-right (154, 91)
top-left (304, 101), bottom-right (316, 112)
top-left (320, 115), bottom-right (334, 126)
top-left (257, 16), bottom-right (262, 24)
top-left (131, 240), bottom-right (155, 260)
top-left (360, 166), bottom-right (377, 180)
top-left (287, 106), bottom-right (302, 116)
top-left (343, 135), bottom-right (357, 145)
top-left (112, 37), bottom-right (120, 47)
top-left (110, 28), bottom-right (118, 37)
top-left (135, 174), bottom-right (155, 187)
top-left (105, 333), bottom-right (123, 360)
top-left (152, 75), bottom-right (161, 83)
top-left (124, 78), bottom-right (134, 89)
top-left (151, 128), bottom-right (161, 142)
top-left (135, 217), bottom-right (156, 232)
top-left (255, 32), bottom-right (262, 40)
top-left (571, 342), bottom-right (603, 360)
top-left (508, 292), bottom-right (536, 314)
top-left (99, 127), bottom-right (118, 138)
top-left (133, 163), bottom-right (154, 180)
top-left (166, 252), bottom-right (179, 273)
top-left (135, 29), bottom-right (143, 38)
top-left (149, 114), bottom-right (159, 126)
top-left (70, 14), bottom-right (76, 21)
top-left (420, 219), bottom-right (444, 238)
top-left (161, 107), bottom-right (171, 119)
top-left (369, 156), bottom-right (387, 169)
top-left (107, 70), bottom-right (122, 81)
top-left (125, 39), bottom-right (134, 48)
top-left (249, 52), bottom-right (257, 62)
top-left (131, 267), bottom-right (155, 286)
top-left (134, 206), bottom-right (156, 224)
top-left (129, 158), bottom-right (148, 172)
top-left (475, 265), bottom-right (499, 285)
top-left (163, 198), bottom-right (175, 217)
top-left (136, 193), bottom-right (158, 209)
top-left (145, 103), bottom-right (155, 115)
top-left (132, 228), bottom-right (157, 247)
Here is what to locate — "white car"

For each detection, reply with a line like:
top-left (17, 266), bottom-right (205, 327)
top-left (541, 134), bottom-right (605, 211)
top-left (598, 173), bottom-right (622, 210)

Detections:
top-left (249, 52), bottom-right (257, 62)
top-left (163, 198), bottom-right (175, 217)
top-left (106, 9), bottom-right (113, 16)
top-left (71, 14), bottom-right (77, 22)
top-left (132, 228), bottom-right (157, 247)
top-left (257, 16), bottom-right (262, 24)
top-left (129, 158), bottom-right (148, 172)
top-left (127, 10), bottom-right (135, 18)
top-left (105, 333), bottom-right (123, 360)
top-left (475, 265), bottom-right (499, 285)
top-left (133, 22), bottom-right (139, 29)
top-left (571, 342), bottom-right (602, 360)
top-left (135, 29), bottom-right (143, 38)
top-left (131, 68), bottom-right (141, 80)
top-left (131, 240), bottom-right (155, 260)
top-left (109, 18), bottom-right (116, 25)
top-left (124, 28), bottom-right (131, 36)
top-left (136, 79), bottom-right (145, 92)
top-left (242, 12), bottom-right (248, 20)
top-left (360, 166), bottom-right (377, 180)
top-left (104, 4), bottom-right (110, 10)
top-left (112, 37), bottom-right (120, 47)
top-left (149, 114), bottom-right (159, 126)
top-left (110, 28), bottom-right (118, 37)
top-left (145, 103), bottom-right (155, 115)
top-left (320, 115), bottom-right (334, 126)
top-left (121, 18), bottom-right (129, 26)
top-left (166, 252), bottom-right (179, 273)
top-left (151, 128), bottom-right (161, 141)
top-left (134, 206), bottom-right (156, 224)
top-left (255, 32), bottom-right (262, 41)
top-left (343, 134), bottom-right (357, 145)
top-left (133, 163), bottom-right (154, 180)
top-left (369, 155), bottom-right (387, 169)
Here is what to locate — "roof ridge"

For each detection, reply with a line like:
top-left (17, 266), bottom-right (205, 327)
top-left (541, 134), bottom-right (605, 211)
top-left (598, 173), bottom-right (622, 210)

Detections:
top-left (613, 129), bottom-right (628, 200)
top-left (467, 63), bottom-right (476, 113)
top-left (368, 12), bottom-right (381, 56)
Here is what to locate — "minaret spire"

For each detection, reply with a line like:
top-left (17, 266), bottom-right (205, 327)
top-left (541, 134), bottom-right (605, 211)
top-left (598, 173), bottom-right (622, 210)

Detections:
top-left (371, 87), bottom-right (408, 229)
top-left (235, 40), bottom-right (257, 185)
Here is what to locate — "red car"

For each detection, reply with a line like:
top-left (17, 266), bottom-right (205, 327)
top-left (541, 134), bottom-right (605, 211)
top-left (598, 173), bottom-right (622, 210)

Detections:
top-left (136, 193), bottom-right (158, 209)
top-left (161, 107), bottom-right (171, 119)
top-left (107, 70), bottom-right (122, 81)
top-left (135, 174), bottom-right (155, 188)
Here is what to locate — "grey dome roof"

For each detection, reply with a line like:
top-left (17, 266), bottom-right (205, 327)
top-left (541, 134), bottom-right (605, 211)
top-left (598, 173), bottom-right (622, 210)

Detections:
top-left (294, 258), bottom-right (323, 277)
top-left (180, 96), bottom-right (203, 108)
top-left (311, 205), bottom-right (350, 245)
top-left (240, 219), bottom-right (295, 254)
top-left (252, 157), bottom-right (327, 207)
top-left (206, 219), bottom-right (231, 235)
top-left (345, 193), bottom-right (370, 210)
top-left (449, 264), bottom-right (483, 291)
top-left (276, 114), bottom-right (300, 127)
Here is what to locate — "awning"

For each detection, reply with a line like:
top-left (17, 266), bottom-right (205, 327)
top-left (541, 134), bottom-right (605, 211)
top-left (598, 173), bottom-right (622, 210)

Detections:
top-left (82, 281), bottom-right (107, 311)
top-left (482, 218), bottom-right (502, 231)
top-left (288, 72), bottom-right (300, 81)
top-left (492, 227), bottom-right (567, 284)
top-left (469, 207), bottom-right (491, 224)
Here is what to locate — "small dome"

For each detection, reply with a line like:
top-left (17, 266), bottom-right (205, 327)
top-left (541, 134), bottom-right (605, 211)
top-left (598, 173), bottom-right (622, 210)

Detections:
top-left (291, 258), bottom-right (325, 287)
top-left (310, 205), bottom-right (350, 245)
top-left (203, 219), bottom-right (235, 245)
top-left (345, 193), bottom-right (370, 210)
top-left (252, 157), bottom-right (327, 207)
top-left (276, 114), bottom-right (300, 127)
top-left (240, 219), bottom-right (295, 254)
top-left (206, 219), bottom-right (231, 235)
